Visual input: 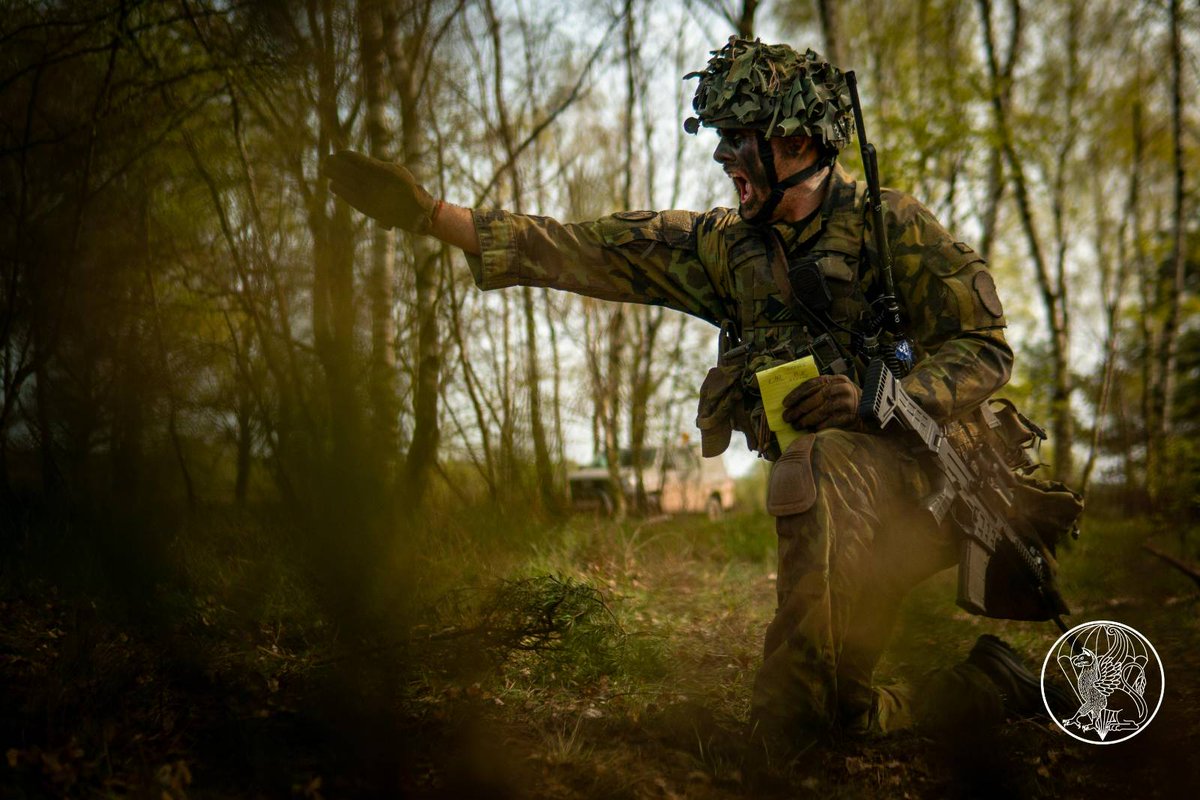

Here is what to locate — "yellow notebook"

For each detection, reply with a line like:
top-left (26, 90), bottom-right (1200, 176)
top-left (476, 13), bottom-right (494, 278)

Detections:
top-left (754, 356), bottom-right (820, 452)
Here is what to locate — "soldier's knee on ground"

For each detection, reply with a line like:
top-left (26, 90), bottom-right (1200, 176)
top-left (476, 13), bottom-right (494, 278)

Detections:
top-left (914, 661), bottom-right (1006, 739)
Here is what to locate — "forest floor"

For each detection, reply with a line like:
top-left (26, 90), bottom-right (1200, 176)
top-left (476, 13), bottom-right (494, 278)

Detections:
top-left (2, 502), bottom-right (1199, 798)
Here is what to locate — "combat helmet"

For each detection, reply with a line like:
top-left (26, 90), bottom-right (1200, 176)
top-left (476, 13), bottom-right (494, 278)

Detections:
top-left (684, 37), bottom-right (853, 224)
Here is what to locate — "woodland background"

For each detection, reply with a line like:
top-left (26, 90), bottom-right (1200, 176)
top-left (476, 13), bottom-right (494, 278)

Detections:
top-left (0, 0), bottom-right (1197, 797)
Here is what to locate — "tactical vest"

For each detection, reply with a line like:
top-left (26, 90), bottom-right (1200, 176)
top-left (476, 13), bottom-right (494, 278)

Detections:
top-left (727, 173), bottom-right (870, 359)
top-left (695, 178), bottom-right (1086, 623)
top-left (696, 174), bottom-right (873, 460)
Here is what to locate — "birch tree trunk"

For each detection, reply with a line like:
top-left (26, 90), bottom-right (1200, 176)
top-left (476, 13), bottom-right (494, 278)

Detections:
top-left (386, 3), bottom-right (442, 508)
top-left (979, 0), bottom-right (1074, 481)
top-left (359, 0), bottom-right (399, 496)
top-left (1081, 99), bottom-right (1141, 497)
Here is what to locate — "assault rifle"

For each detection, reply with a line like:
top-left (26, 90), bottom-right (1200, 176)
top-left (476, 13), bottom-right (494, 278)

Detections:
top-left (858, 358), bottom-right (1071, 634)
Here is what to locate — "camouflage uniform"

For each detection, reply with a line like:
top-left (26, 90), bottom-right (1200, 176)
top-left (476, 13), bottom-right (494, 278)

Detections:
top-left (466, 162), bottom-right (1013, 739)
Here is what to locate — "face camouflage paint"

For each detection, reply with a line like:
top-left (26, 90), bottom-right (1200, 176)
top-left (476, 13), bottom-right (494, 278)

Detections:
top-left (713, 129), bottom-right (771, 219)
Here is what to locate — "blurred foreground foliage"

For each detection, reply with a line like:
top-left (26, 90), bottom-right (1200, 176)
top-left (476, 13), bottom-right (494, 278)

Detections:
top-left (0, 466), bottom-right (779, 796)
top-left (4, 476), bottom-right (1198, 797)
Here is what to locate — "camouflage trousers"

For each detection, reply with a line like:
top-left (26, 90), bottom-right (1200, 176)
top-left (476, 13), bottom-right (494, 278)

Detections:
top-left (751, 428), bottom-right (991, 741)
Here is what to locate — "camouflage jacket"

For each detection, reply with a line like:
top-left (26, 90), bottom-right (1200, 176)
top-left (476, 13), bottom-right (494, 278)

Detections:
top-left (466, 165), bottom-right (1012, 456)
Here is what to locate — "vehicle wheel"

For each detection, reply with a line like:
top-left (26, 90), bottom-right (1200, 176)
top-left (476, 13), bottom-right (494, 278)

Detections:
top-left (705, 494), bottom-right (724, 520)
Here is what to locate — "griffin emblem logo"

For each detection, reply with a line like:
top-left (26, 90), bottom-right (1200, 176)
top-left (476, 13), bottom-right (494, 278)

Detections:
top-left (1041, 620), bottom-right (1164, 744)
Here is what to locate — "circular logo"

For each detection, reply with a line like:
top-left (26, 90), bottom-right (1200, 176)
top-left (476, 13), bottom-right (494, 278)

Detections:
top-left (1041, 620), bottom-right (1164, 744)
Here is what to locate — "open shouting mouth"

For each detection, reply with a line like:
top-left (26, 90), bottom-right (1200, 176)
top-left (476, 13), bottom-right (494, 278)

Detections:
top-left (729, 172), bottom-right (752, 205)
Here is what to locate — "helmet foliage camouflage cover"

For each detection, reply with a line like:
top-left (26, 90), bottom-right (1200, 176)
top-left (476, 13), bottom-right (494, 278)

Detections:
top-left (684, 37), bottom-right (853, 150)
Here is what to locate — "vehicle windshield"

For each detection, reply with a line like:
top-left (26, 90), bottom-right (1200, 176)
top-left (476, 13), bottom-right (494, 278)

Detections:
top-left (587, 447), bottom-right (659, 468)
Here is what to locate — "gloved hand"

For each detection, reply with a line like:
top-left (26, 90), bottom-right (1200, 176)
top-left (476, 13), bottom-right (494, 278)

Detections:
top-left (782, 374), bottom-right (863, 431)
top-left (321, 150), bottom-right (437, 233)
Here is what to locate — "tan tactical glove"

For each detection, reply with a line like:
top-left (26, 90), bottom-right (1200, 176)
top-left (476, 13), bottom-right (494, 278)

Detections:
top-left (321, 150), bottom-right (438, 233)
top-left (782, 374), bottom-right (864, 432)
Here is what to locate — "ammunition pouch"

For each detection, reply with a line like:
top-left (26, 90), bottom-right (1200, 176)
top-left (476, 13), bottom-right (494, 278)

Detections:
top-left (984, 398), bottom-right (1046, 474)
top-left (973, 400), bottom-right (1083, 555)
top-left (696, 364), bottom-right (739, 457)
top-left (766, 434), bottom-right (818, 516)
top-left (696, 344), bottom-right (802, 461)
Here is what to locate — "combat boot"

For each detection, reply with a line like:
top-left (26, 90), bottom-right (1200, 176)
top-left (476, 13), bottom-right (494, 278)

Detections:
top-left (967, 634), bottom-right (1071, 718)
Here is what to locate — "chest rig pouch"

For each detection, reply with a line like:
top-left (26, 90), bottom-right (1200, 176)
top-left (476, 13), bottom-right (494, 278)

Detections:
top-left (695, 175), bottom-right (871, 461)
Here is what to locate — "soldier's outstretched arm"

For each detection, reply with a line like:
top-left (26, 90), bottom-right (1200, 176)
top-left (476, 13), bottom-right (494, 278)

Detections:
top-left (321, 150), bottom-right (734, 325)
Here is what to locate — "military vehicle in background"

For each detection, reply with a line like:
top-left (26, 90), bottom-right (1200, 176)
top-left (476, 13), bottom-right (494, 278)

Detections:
top-left (568, 442), bottom-right (735, 518)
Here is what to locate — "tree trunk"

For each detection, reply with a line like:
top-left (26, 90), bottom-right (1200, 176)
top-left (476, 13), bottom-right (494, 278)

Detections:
top-left (445, 269), bottom-right (498, 498)
top-left (1081, 99), bottom-right (1141, 497)
top-left (603, 307), bottom-right (627, 520)
top-left (628, 315), bottom-right (649, 513)
top-left (1045, 0), bottom-right (1082, 483)
top-left (816, 0), bottom-right (842, 65)
top-left (979, 0), bottom-right (1073, 481)
top-left (544, 293), bottom-right (567, 485)
top-left (628, 307), bottom-right (665, 513)
top-left (33, 322), bottom-right (58, 496)
top-left (599, 0), bottom-right (641, 521)
top-left (976, 0), bottom-right (1020, 263)
top-left (143, 263), bottom-right (196, 510)
top-left (386, 5), bottom-right (441, 508)
top-left (735, 0), bottom-right (758, 38)
top-left (522, 287), bottom-right (557, 512)
top-left (405, 238), bottom-right (442, 507)
top-left (309, 0), bottom-right (362, 496)
top-left (582, 300), bottom-right (622, 516)
top-left (321, 175), bottom-right (360, 483)
top-left (498, 292), bottom-right (516, 495)
top-left (978, 149), bottom-right (1004, 264)
top-left (359, 0), bottom-right (400, 495)
top-left (484, 0), bottom-right (556, 513)
top-left (1151, 0), bottom-right (1188, 505)
top-left (235, 379), bottom-right (253, 506)
top-left (526, 40), bottom-right (568, 503)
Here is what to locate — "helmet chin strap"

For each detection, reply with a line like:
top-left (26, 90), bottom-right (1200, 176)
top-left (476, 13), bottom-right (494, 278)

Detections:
top-left (744, 131), bottom-right (835, 226)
